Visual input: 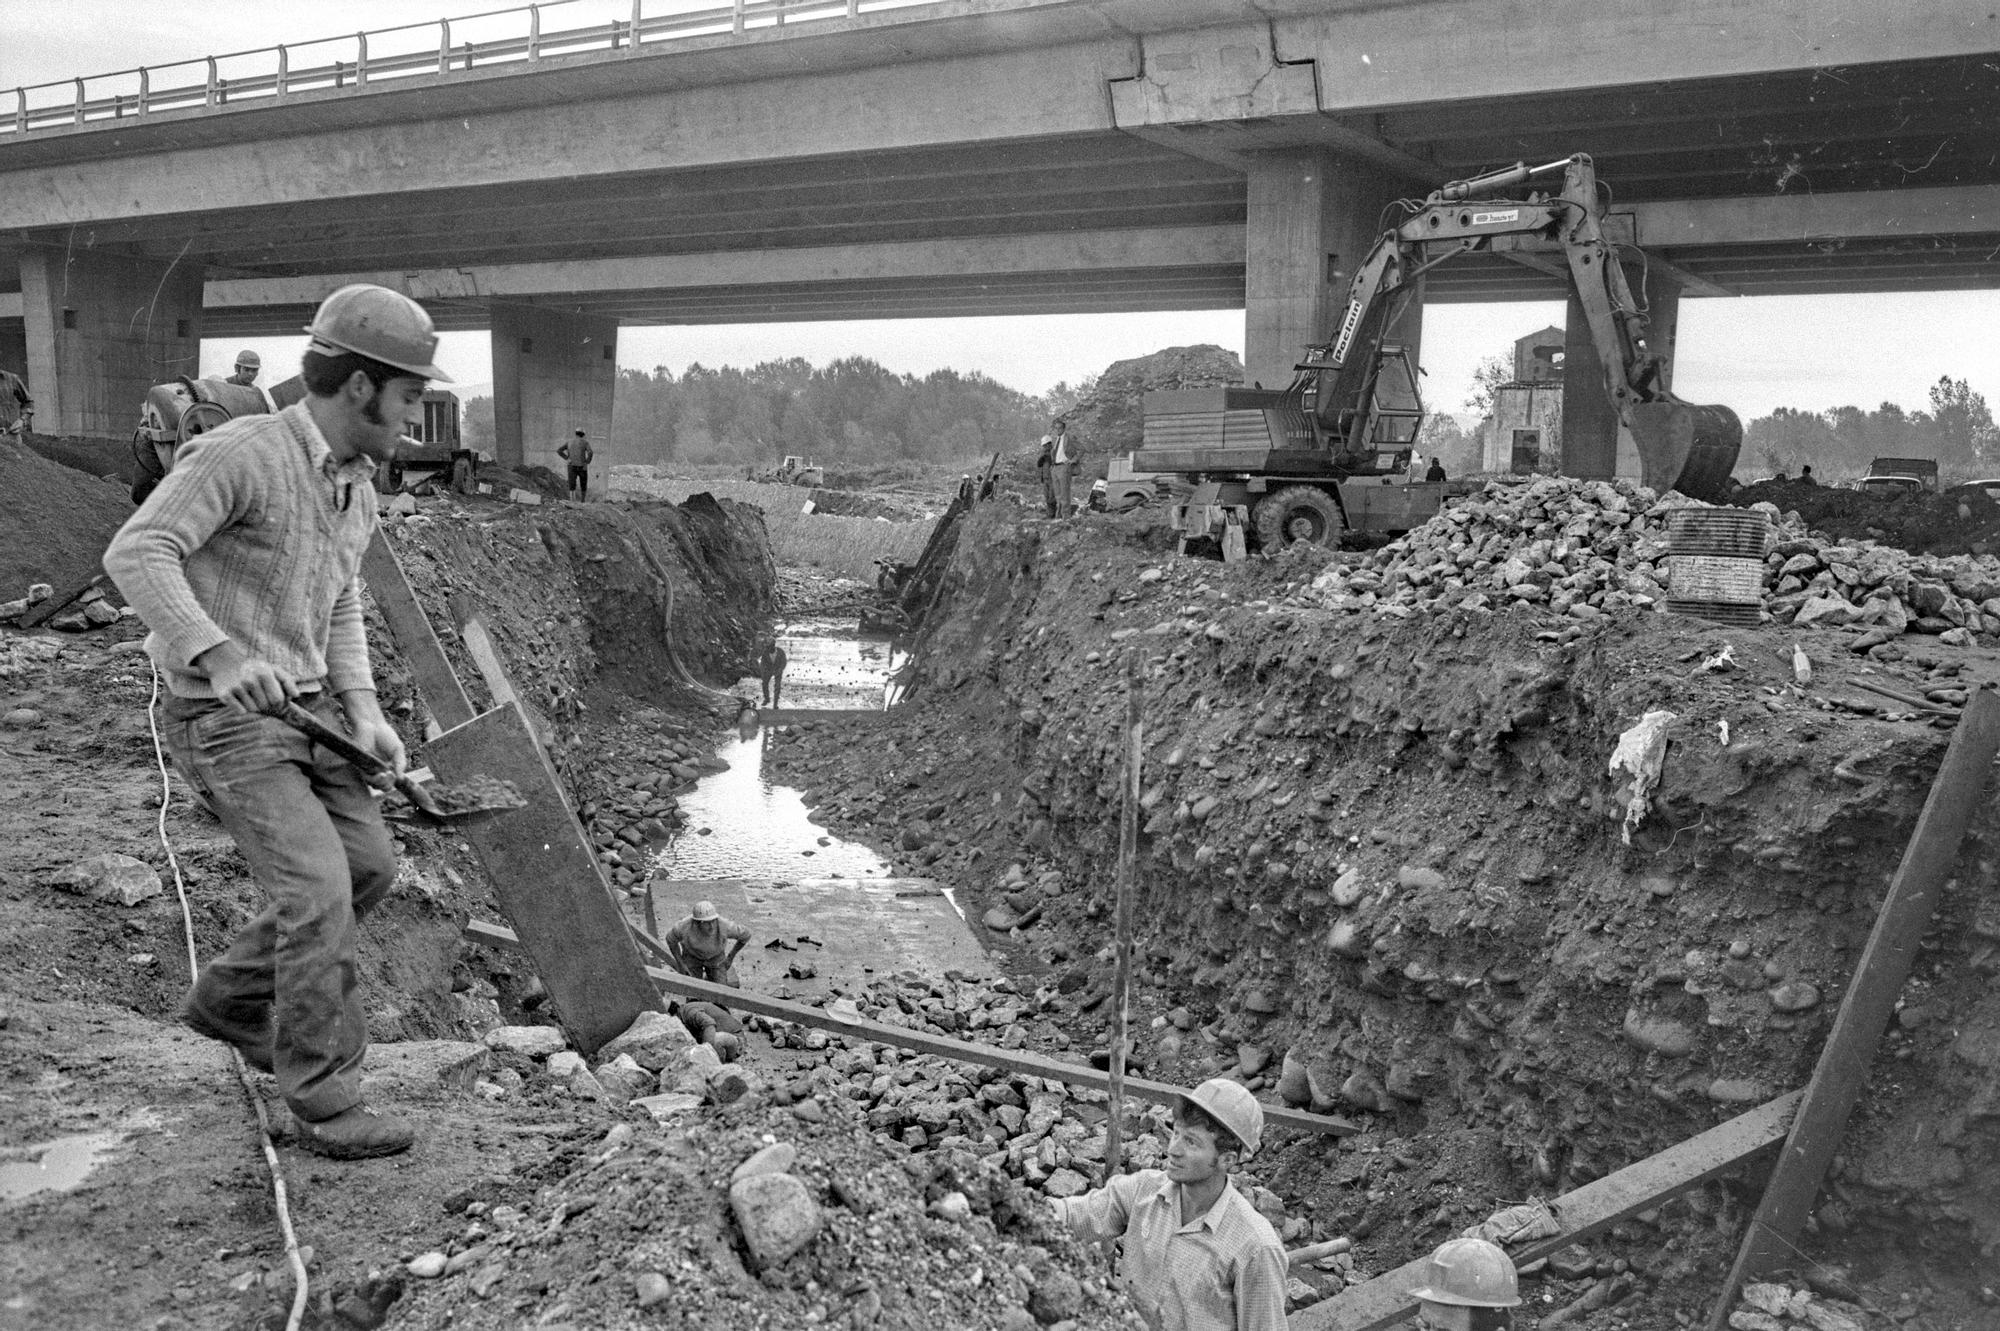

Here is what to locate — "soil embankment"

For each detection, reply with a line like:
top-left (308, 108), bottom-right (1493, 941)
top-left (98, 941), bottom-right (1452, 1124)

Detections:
top-left (768, 500), bottom-right (2000, 1329)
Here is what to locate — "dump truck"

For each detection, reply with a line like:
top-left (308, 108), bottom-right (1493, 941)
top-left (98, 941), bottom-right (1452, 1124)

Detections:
top-left (1140, 153), bottom-right (1743, 554)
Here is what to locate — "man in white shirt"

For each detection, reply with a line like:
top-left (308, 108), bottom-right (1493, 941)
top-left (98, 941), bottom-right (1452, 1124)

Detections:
top-left (1042, 418), bottom-right (1077, 517)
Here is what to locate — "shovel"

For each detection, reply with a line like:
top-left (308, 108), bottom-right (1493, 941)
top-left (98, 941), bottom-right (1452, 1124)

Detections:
top-left (270, 701), bottom-right (526, 823)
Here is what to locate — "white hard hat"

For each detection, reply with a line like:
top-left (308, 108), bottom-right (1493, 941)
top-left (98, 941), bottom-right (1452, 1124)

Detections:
top-left (1409, 1238), bottom-right (1521, 1308)
top-left (1179, 1078), bottom-right (1263, 1157)
top-left (304, 284), bottom-right (450, 381)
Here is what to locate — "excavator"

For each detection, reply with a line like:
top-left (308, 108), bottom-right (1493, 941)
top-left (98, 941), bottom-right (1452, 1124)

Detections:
top-left (1138, 153), bottom-right (1743, 553)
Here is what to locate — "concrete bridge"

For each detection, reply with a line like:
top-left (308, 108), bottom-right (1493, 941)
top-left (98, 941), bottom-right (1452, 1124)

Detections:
top-left (2, 0), bottom-right (1996, 476)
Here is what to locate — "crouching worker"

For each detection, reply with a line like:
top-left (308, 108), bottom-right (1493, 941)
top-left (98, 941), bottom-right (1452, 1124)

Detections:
top-left (1407, 1237), bottom-right (1520, 1331)
top-left (104, 284), bottom-right (450, 1161)
top-left (1049, 1078), bottom-right (1286, 1331)
top-left (678, 999), bottom-right (744, 1062)
top-left (665, 900), bottom-right (752, 987)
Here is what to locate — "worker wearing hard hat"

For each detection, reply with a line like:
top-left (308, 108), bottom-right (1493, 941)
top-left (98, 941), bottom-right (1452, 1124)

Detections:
top-left (106, 284), bottom-right (449, 1164)
top-left (224, 349), bottom-right (262, 386)
top-left (1050, 1078), bottom-right (1287, 1330)
top-left (664, 900), bottom-right (753, 987)
top-left (1407, 1237), bottom-right (1521, 1330)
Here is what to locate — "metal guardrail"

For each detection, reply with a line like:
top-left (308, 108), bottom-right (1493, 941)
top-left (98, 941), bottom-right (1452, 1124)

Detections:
top-left (4, 0), bottom-right (939, 137)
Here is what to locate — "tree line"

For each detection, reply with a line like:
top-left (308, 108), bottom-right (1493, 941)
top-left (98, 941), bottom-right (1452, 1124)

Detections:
top-left (464, 357), bottom-right (1068, 472)
top-left (1742, 376), bottom-right (1997, 481)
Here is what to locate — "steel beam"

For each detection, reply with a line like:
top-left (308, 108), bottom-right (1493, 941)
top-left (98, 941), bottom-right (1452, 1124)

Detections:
top-left (464, 916), bottom-right (1360, 1138)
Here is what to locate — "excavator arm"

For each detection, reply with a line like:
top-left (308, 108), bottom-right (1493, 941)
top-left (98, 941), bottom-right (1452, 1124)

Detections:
top-left (1327, 154), bottom-right (1741, 500)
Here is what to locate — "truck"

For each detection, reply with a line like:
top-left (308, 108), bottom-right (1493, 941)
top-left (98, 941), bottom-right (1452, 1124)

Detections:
top-left (1860, 456), bottom-right (1940, 495)
top-left (751, 455), bottom-right (825, 487)
top-left (1139, 153), bottom-right (1744, 554)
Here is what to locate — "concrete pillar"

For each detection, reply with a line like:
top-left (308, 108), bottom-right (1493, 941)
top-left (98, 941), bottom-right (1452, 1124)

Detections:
top-left (1560, 288), bottom-right (1619, 481)
top-left (1244, 152), bottom-right (1419, 392)
top-left (18, 246), bottom-right (205, 436)
top-left (488, 302), bottom-right (619, 474)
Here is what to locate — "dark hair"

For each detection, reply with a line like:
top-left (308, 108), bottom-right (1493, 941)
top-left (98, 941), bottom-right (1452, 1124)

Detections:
top-left (1467, 1307), bottom-right (1512, 1331)
top-left (300, 348), bottom-right (409, 397)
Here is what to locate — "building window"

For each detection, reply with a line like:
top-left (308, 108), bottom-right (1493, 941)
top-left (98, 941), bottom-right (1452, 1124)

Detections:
top-left (61, 309), bottom-right (77, 329)
top-left (1511, 429), bottom-right (1541, 474)
top-left (520, 337), bottom-right (534, 354)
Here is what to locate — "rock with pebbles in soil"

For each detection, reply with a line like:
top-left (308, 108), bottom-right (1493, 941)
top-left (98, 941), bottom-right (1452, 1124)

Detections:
top-left (1275, 1051), bottom-right (1313, 1107)
top-left (732, 1141), bottom-right (799, 1185)
top-left (1043, 1168), bottom-right (1089, 1198)
top-left (591, 1053), bottom-right (655, 1102)
top-left (1768, 981), bottom-right (1821, 1013)
top-left (1621, 1011), bottom-right (1695, 1057)
top-left (728, 1172), bottom-right (822, 1270)
top-left (707, 1062), bottom-right (763, 1106)
top-left (49, 853), bottom-right (162, 906)
top-left (597, 1009), bottom-right (696, 1070)
top-left (1029, 1271), bottom-right (1083, 1325)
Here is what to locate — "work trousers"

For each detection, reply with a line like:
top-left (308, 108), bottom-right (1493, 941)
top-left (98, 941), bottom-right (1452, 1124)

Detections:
top-left (567, 465), bottom-right (590, 500)
top-left (1052, 461), bottom-right (1074, 516)
top-left (163, 693), bottom-right (397, 1122)
top-left (683, 954), bottom-right (741, 988)
top-left (1040, 467), bottom-right (1058, 517)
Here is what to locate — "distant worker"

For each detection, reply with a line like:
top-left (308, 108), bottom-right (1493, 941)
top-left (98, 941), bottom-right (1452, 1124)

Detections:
top-left (678, 999), bottom-right (745, 1062)
top-left (1036, 433), bottom-right (1057, 517)
top-left (757, 638), bottom-right (787, 709)
top-left (665, 900), bottom-right (752, 987)
top-left (1406, 1237), bottom-right (1520, 1331)
top-left (1043, 418), bottom-right (1077, 516)
top-left (1425, 457), bottom-right (1448, 483)
top-left (0, 368), bottom-right (31, 435)
top-left (1799, 464), bottom-right (1817, 485)
top-left (978, 470), bottom-right (997, 501)
top-left (224, 350), bottom-right (261, 387)
top-left (557, 428), bottom-right (594, 500)
top-left (958, 474), bottom-right (975, 504)
top-left (1050, 1078), bottom-right (1286, 1331)
top-left (1771, 467), bottom-right (1789, 482)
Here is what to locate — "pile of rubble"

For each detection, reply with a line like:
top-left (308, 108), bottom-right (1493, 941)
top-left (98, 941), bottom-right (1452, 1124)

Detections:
top-left (1723, 1281), bottom-right (1874, 1331)
top-left (0, 580), bottom-right (130, 632)
top-left (1306, 475), bottom-right (2000, 646)
top-left (567, 713), bottom-right (731, 892)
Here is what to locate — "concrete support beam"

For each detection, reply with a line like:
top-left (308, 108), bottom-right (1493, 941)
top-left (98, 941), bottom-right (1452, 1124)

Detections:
top-left (17, 246), bottom-right (204, 437)
top-left (488, 303), bottom-right (618, 474)
top-left (1244, 151), bottom-right (1418, 391)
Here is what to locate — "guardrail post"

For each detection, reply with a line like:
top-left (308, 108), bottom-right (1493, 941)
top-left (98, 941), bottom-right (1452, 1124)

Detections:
top-left (438, 20), bottom-right (451, 75)
top-left (357, 32), bottom-right (369, 86)
top-left (529, 5), bottom-right (542, 60)
top-left (276, 46), bottom-right (288, 101)
top-left (848, 0), bottom-right (860, 13)
top-left (628, 0), bottom-right (642, 52)
top-left (733, 0), bottom-right (745, 34)
top-left (74, 77), bottom-right (85, 124)
top-left (15, 88), bottom-right (25, 134)
top-left (205, 57), bottom-right (217, 107)
top-left (138, 67), bottom-right (150, 114)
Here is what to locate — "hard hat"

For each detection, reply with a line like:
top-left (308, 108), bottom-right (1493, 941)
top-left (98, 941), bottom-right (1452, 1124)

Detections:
top-left (303, 284), bottom-right (450, 381)
top-left (234, 350), bottom-right (261, 369)
top-left (1408, 1238), bottom-right (1521, 1308)
top-left (691, 900), bottom-right (719, 922)
top-left (1179, 1078), bottom-right (1263, 1157)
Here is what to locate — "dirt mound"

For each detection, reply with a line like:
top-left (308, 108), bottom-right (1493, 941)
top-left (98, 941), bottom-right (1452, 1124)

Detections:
top-left (1727, 478), bottom-right (2000, 557)
top-left (0, 439), bottom-right (135, 598)
top-left (1065, 344), bottom-right (1243, 456)
top-left (767, 502), bottom-right (2000, 1328)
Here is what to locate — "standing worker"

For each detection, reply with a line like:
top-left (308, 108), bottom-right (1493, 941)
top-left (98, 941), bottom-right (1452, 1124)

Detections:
top-left (558, 428), bottom-right (594, 501)
top-left (104, 284), bottom-right (449, 1161)
top-left (664, 900), bottom-right (752, 987)
top-left (1043, 417), bottom-right (1076, 517)
top-left (224, 350), bottom-right (262, 387)
top-left (1050, 1078), bottom-right (1287, 1331)
top-left (1405, 1237), bottom-right (1520, 1331)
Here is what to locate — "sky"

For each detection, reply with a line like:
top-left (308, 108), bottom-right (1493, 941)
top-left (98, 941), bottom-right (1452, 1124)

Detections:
top-left (9, 1), bottom-right (1999, 425)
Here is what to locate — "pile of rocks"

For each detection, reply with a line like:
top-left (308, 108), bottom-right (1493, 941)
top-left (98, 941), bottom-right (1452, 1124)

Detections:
top-left (569, 716), bottom-right (731, 891)
top-left (0, 580), bottom-right (130, 632)
top-left (1764, 536), bottom-right (2000, 648)
top-left (1724, 1281), bottom-right (1872, 1331)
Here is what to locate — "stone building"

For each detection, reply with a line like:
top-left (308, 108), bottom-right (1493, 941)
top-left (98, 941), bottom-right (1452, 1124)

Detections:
top-left (1480, 325), bottom-right (1566, 475)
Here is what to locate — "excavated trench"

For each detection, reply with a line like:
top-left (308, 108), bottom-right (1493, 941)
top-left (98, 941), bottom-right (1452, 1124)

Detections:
top-left (765, 503), bottom-right (2000, 1326)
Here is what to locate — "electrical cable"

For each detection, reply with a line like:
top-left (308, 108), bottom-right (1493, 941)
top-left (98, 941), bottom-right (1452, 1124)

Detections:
top-left (146, 663), bottom-right (311, 1331)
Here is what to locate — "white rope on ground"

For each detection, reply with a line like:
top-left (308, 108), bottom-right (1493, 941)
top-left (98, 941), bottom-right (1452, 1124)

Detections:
top-left (147, 663), bottom-right (312, 1331)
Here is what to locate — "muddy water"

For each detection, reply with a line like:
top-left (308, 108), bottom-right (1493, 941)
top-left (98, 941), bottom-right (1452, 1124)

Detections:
top-left (652, 628), bottom-right (905, 881)
top-left (0, 1110), bottom-right (163, 1203)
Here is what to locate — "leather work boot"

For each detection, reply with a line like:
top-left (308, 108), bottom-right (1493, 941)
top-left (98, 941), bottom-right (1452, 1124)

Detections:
top-left (295, 1105), bottom-right (416, 1161)
top-left (179, 989), bottom-right (276, 1074)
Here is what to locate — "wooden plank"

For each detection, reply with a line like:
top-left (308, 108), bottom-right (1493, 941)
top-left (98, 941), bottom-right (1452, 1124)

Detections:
top-left (1296, 1091), bottom-right (1803, 1331)
top-left (361, 529), bottom-right (474, 730)
top-left (465, 916), bottom-right (1359, 1138)
top-left (1709, 687), bottom-right (2000, 1327)
top-left (429, 707), bottom-right (660, 1058)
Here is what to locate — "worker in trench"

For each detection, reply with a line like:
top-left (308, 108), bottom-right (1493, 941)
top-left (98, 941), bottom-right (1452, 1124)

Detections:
top-left (104, 284), bottom-right (449, 1162)
top-left (664, 899), bottom-right (752, 987)
top-left (1049, 1079), bottom-right (1288, 1331)
top-left (1405, 1237), bottom-right (1520, 1331)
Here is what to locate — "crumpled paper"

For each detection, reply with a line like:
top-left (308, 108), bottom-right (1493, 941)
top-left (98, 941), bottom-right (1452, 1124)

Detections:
top-left (1608, 710), bottom-right (1677, 845)
top-left (1463, 1196), bottom-right (1562, 1247)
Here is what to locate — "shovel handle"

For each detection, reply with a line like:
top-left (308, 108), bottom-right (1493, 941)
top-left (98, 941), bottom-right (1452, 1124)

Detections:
top-left (271, 702), bottom-right (443, 815)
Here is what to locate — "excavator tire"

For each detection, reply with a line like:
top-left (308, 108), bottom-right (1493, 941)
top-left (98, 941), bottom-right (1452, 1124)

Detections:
top-left (1253, 485), bottom-right (1345, 550)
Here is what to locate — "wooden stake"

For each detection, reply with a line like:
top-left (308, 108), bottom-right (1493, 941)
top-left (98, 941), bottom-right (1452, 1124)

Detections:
top-left (1105, 652), bottom-right (1143, 1176)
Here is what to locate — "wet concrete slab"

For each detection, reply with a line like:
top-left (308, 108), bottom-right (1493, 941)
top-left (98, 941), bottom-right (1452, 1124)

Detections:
top-left (639, 876), bottom-right (995, 1002)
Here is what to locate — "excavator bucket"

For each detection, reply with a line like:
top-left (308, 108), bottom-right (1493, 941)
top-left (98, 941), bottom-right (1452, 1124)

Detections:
top-left (1629, 399), bottom-right (1743, 502)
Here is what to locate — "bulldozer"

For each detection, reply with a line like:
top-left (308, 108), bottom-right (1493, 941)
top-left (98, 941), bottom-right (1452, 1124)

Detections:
top-left (750, 455), bottom-right (824, 487)
top-left (1140, 153), bottom-right (1742, 554)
